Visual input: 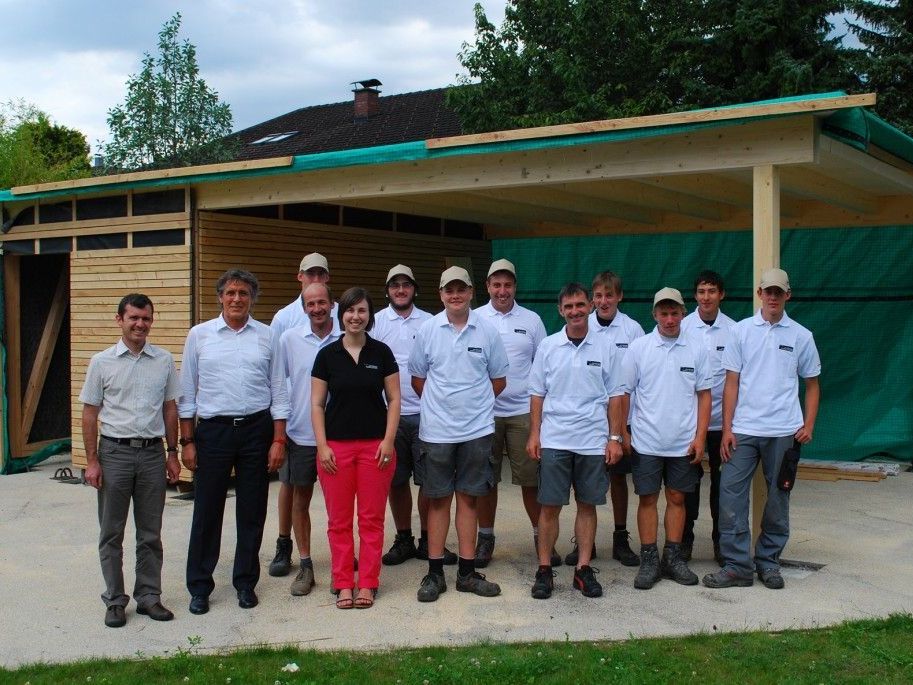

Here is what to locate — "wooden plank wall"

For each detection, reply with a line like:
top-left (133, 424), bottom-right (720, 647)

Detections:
top-left (197, 211), bottom-right (493, 322)
top-left (70, 244), bottom-right (192, 468)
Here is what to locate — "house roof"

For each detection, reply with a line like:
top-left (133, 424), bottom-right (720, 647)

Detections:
top-left (231, 87), bottom-right (463, 160)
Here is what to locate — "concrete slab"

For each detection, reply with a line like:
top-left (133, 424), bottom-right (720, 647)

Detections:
top-left (1, 453), bottom-right (910, 667)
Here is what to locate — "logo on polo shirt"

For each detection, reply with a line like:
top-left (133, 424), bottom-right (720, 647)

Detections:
top-left (586, 360), bottom-right (601, 367)
top-left (467, 347), bottom-right (483, 353)
top-left (716, 346), bottom-right (725, 351)
top-left (779, 345), bottom-right (794, 352)
top-left (680, 366), bottom-right (695, 373)
top-left (615, 343), bottom-right (628, 349)
top-left (364, 363), bottom-right (379, 370)
top-left (514, 328), bottom-right (527, 334)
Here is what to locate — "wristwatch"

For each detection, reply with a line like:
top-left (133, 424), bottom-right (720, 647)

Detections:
top-left (609, 434), bottom-right (623, 444)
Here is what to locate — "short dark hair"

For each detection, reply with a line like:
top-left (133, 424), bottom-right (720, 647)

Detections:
top-left (216, 269), bottom-right (259, 301)
top-left (694, 270), bottom-right (724, 292)
top-left (558, 281), bottom-right (590, 305)
top-left (337, 287), bottom-right (375, 332)
top-left (591, 270), bottom-right (623, 294)
top-left (117, 293), bottom-right (154, 317)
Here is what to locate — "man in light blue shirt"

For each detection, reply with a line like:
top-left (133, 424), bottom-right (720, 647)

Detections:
top-left (409, 266), bottom-right (509, 602)
top-left (622, 288), bottom-right (712, 590)
top-left (474, 258), bottom-right (549, 568)
top-left (179, 269), bottom-right (289, 615)
top-left (527, 283), bottom-right (625, 600)
top-left (268, 252), bottom-right (339, 578)
top-left (704, 268), bottom-right (820, 591)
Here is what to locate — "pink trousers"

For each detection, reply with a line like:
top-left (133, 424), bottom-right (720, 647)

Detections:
top-left (317, 439), bottom-right (395, 589)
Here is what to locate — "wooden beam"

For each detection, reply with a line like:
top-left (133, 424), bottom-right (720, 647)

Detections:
top-left (427, 93), bottom-right (876, 149)
top-left (20, 267), bottom-right (68, 442)
top-left (779, 166), bottom-right (878, 213)
top-left (11, 158), bottom-right (294, 196)
top-left (467, 187), bottom-right (659, 224)
top-left (3, 255), bottom-right (23, 456)
top-left (341, 197), bottom-right (526, 231)
top-left (406, 191), bottom-right (602, 227)
top-left (642, 173), bottom-right (805, 217)
top-left (197, 117), bottom-right (818, 210)
top-left (568, 179), bottom-right (729, 221)
top-left (817, 135), bottom-right (913, 195)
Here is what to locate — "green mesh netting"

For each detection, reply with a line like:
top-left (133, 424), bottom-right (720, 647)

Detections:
top-left (493, 225), bottom-right (913, 463)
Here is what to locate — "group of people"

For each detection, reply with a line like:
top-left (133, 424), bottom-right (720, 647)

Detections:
top-left (81, 251), bottom-right (820, 627)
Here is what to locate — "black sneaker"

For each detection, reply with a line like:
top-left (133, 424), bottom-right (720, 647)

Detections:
top-left (702, 569), bottom-right (754, 588)
top-left (474, 533), bottom-right (495, 568)
top-left (573, 565), bottom-right (603, 598)
top-left (612, 530), bottom-right (640, 567)
top-left (382, 534), bottom-right (417, 566)
top-left (416, 538), bottom-right (458, 565)
top-left (268, 536), bottom-right (293, 577)
top-left (417, 573), bottom-right (447, 602)
top-left (757, 568), bottom-right (785, 589)
top-left (564, 538), bottom-right (597, 567)
top-left (661, 545), bottom-right (698, 586)
top-left (456, 571), bottom-right (501, 597)
top-left (531, 567), bottom-right (555, 599)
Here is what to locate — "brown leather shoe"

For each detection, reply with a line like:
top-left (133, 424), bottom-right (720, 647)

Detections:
top-left (137, 602), bottom-right (174, 621)
top-left (104, 605), bottom-right (126, 628)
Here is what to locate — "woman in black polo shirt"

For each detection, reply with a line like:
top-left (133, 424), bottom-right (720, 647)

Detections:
top-left (311, 287), bottom-right (401, 609)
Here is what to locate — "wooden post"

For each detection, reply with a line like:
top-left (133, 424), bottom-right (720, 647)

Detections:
top-left (751, 164), bottom-right (780, 538)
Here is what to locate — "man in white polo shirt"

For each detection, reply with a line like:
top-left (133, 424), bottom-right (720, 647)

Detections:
top-left (474, 258), bottom-right (549, 568)
top-left (373, 264), bottom-right (457, 567)
top-left (622, 287), bottom-right (712, 590)
top-left (277, 282), bottom-right (341, 596)
top-left (680, 270), bottom-right (736, 565)
top-left (268, 252), bottom-right (339, 578)
top-left (527, 283), bottom-right (625, 599)
top-left (409, 266), bottom-right (509, 602)
top-left (704, 268), bottom-right (820, 590)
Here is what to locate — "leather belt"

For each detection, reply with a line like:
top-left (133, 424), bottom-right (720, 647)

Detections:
top-left (101, 435), bottom-right (161, 448)
top-left (199, 409), bottom-right (270, 427)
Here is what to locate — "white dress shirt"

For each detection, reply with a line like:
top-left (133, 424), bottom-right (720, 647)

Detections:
top-left (280, 325), bottom-right (340, 445)
top-left (371, 304), bottom-right (433, 416)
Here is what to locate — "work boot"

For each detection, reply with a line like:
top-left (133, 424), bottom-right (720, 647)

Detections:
top-left (661, 544), bottom-right (698, 585)
top-left (563, 537), bottom-right (597, 567)
top-left (533, 534), bottom-right (562, 568)
top-left (268, 536), bottom-right (293, 577)
top-left (474, 533), bottom-right (496, 568)
top-left (290, 564), bottom-right (315, 596)
top-left (703, 568), bottom-right (754, 588)
top-left (417, 572), bottom-right (447, 602)
top-left (456, 571), bottom-right (501, 597)
top-left (633, 544), bottom-right (661, 590)
top-left (531, 567), bottom-right (555, 599)
top-left (679, 542), bottom-right (693, 562)
top-left (612, 530), bottom-right (640, 567)
top-left (382, 533), bottom-right (417, 566)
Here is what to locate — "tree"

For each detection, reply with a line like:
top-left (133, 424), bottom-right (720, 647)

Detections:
top-left (847, 0), bottom-right (913, 134)
top-left (448, 1), bottom-right (860, 134)
top-left (0, 100), bottom-right (90, 189)
top-left (102, 13), bottom-right (236, 172)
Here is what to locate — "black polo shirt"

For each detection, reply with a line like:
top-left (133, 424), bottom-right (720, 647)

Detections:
top-left (311, 335), bottom-right (398, 441)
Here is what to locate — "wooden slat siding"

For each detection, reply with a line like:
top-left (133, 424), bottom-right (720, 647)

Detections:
top-left (196, 212), bottom-right (492, 322)
top-left (70, 245), bottom-right (192, 479)
top-left (3, 215), bottom-right (190, 242)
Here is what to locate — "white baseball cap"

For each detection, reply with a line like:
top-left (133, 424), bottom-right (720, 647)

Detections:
top-left (653, 287), bottom-right (685, 307)
top-left (487, 258), bottom-right (516, 279)
top-left (439, 266), bottom-right (473, 289)
top-left (386, 264), bottom-right (415, 284)
top-left (299, 252), bottom-right (329, 273)
top-left (759, 267), bottom-right (790, 291)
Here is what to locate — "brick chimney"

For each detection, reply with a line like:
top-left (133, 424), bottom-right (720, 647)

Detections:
top-left (352, 79), bottom-right (382, 119)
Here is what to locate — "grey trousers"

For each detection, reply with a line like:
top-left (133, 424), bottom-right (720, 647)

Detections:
top-left (97, 439), bottom-right (166, 608)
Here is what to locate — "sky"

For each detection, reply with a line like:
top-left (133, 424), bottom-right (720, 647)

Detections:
top-left (0, 0), bottom-right (508, 153)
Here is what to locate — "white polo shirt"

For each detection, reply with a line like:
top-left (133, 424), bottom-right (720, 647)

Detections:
top-left (681, 309), bottom-right (736, 431)
top-left (279, 326), bottom-right (340, 445)
top-left (476, 300), bottom-right (547, 418)
top-left (722, 310), bottom-right (821, 437)
top-left (408, 309), bottom-right (509, 444)
top-left (529, 327), bottom-right (623, 455)
top-left (621, 328), bottom-right (713, 457)
top-left (589, 309), bottom-right (645, 423)
top-left (372, 304), bottom-right (433, 416)
top-left (271, 295), bottom-right (340, 338)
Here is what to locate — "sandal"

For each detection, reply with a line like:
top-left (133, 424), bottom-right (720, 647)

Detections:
top-left (334, 589), bottom-right (354, 610)
top-left (354, 588), bottom-right (377, 609)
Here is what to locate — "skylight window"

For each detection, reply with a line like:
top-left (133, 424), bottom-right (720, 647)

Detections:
top-left (250, 131), bottom-right (299, 145)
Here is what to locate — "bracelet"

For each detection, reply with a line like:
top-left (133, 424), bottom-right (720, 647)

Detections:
top-left (273, 437), bottom-right (288, 446)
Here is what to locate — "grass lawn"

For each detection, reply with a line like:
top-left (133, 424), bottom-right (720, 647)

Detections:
top-left (3, 614), bottom-right (911, 684)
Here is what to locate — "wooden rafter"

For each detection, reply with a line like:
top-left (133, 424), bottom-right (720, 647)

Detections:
top-left (466, 187), bottom-right (658, 224)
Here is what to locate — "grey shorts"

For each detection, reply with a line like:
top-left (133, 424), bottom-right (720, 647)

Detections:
top-left (279, 440), bottom-right (317, 487)
top-left (631, 449), bottom-right (700, 496)
top-left (392, 414), bottom-right (424, 488)
top-left (419, 435), bottom-right (494, 498)
top-left (538, 449), bottom-right (609, 506)
top-left (492, 414), bottom-right (537, 487)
